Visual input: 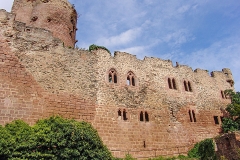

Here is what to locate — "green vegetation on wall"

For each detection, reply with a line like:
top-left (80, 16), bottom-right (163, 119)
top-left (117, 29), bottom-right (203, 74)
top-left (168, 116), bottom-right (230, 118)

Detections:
top-left (222, 90), bottom-right (240, 132)
top-left (89, 44), bottom-right (111, 55)
top-left (188, 138), bottom-right (216, 160)
top-left (0, 116), bottom-right (113, 160)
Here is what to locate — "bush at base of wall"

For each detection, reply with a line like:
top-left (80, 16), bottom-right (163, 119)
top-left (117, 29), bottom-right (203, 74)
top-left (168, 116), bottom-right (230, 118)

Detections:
top-left (0, 116), bottom-right (113, 160)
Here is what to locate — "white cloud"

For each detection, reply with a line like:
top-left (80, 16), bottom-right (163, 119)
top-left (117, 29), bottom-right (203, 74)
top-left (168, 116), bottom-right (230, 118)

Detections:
top-left (0, 0), bottom-right (14, 12)
top-left (162, 29), bottom-right (195, 48)
top-left (177, 5), bottom-right (191, 13)
top-left (96, 28), bottom-right (142, 47)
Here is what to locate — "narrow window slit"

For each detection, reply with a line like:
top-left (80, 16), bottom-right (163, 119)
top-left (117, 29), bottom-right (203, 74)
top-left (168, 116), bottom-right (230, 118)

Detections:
top-left (192, 110), bottom-right (196, 122)
top-left (184, 81), bottom-right (188, 91)
top-left (214, 116), bottom-right (219, 124)
top-left (189, 110), bottom-right (192, 122)
top-left (123, 109), bottom-right (127, 120)
top-left (145, 112), bottom-right (149, 122)
top-left (168, 78), bottom-right (172, 89)
top-left (140, 111), bottom-right (144, 121)
top-left (172, 79), bottom-right (177, 89)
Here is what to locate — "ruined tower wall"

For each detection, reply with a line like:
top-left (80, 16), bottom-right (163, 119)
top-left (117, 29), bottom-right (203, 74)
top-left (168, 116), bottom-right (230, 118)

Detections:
top-left (12, 0), bottom-right (77, 48)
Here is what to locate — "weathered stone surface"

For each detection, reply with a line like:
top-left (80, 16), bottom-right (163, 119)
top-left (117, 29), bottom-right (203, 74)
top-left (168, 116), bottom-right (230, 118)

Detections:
top-left (12, 0), bottom-right (77, 48)
top-left (0, 2), bottom-right (235, 159)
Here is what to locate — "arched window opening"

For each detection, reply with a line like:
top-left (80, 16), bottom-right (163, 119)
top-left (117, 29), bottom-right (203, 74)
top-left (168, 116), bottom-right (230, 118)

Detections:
top-left (184, 81), bottom-right (188, 91)
top-left (109, 69), bottom-right (117, 84)
top-left (189, 110), bottom-right (192, 122)
top-left (188, 81), bottom-right (192, 92)
top-left (127, 71), bottom-right (136, 86)
top-left (172, 79), bottom-right (177, 90)
top-left (127, 76), bottom-right (130, 85)
top-left (192, 110), bottom-right (196, 122)
top-left (168, 78), bottom-right (172, 89)
top-left (114, 74), bottom-right (117, 83)
top-left (132, 77), bottom-right (135, 86)
top-left (109, 74), bottom-right (112, 82)
top-left (140, 111), bottom-right (144, 121)
top-left (145, 112), bottom-right (149, 122)
top-left (123, 109), bottom-right (127, 121)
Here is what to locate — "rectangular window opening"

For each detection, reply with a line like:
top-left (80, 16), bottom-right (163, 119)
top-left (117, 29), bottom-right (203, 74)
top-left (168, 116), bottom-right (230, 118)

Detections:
top-left (214, 116), bottom-right (219, 124)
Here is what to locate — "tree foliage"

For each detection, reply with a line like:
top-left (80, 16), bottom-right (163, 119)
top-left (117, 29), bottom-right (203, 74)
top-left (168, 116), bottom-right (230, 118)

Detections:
top-left (188, 138), bottom-right (216, 160)
top-left (222, 90), bottom-right (240, 132)
top-left (0, 116), bottom-right (113, 160)
top-left (89, 44), bottom-right (111, 55)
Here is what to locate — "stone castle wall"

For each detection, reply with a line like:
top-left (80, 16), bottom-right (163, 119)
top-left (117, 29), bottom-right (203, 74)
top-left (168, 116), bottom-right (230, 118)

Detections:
top-left (0, 9), bottom-right (95, 125)
top-left (12, 0), bottom-right (77, 48)
top-left (0, 5), bottom-right (234, 159)
top-left (92, 50), bottom-right (232, 158)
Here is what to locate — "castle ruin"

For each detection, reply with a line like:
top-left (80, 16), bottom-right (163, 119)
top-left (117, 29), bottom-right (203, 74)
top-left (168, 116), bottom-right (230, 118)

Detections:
top-left (0, 0), bottom-right (234, 158)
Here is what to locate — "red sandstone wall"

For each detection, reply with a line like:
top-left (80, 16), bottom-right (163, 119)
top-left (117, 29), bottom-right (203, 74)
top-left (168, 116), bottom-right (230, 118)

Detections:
top-left (0, 8), bottom-right (235, 159)
top-left (12, 0), bottom-right (77, 48)
top-left (0, 35), bottom-right (96, 125)
top-left (92, 49), bottom-right (232, 158)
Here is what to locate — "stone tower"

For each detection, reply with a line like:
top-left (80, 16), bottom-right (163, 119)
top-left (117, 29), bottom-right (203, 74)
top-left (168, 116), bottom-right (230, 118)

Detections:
top-left (11, 0), bottom-right (77, 48)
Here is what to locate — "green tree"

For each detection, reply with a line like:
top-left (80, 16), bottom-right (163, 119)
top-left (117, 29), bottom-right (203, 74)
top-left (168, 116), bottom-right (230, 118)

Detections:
top-left (188, 138), bottom-right (216, 160)
top-left (222, 90), bottom-right (240, 132)
top-left (0, 116), bottom-right (113, 160)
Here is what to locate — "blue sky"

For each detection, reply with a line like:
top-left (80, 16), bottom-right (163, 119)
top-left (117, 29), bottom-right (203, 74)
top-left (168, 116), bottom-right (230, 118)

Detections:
top-left (1, 0), bottom-right (240, 91)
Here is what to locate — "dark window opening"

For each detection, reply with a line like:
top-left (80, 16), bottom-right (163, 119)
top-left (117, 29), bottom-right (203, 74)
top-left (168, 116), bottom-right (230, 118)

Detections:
top-left (25, 28), bottom-right (31, 32)
top-left (221, 91), bottom-right (226, 99)
top-left (109, 74), bottom-right (112, 82)
top-left (172, 79), bottom-right (177, 89)
top-left (143, 141), bottom-right (146, 148)
top-left (114, 74), bottom-right (117, 83)
top-left (123, 109), bottom-right (127, 121)
top-left (184, 80), bottom-right (193, 92)
top-left (192, 110), bottom-right (196, 122)
top-left (31, 16), bottom-right (38, 22)
top-left (132, 77), bottom-right (135, 86)
top-left (118, 109), bottom-right (121, 117)
top-left (145, 112), bottom-right (149, 122)
top-left (168, 78), bottom-right (172, 89)
top-left (184, 81), bottom-right (188, 91)
top-left (109, 69), bottom-right (117, 84)
top-left (47, 17), bottom-right (52, 22)
top-left (214, 116), bottom-right (219, 124)
top-left (140, 111), bottom-right (144, 121)
top-left (126, 72), bottom-right (136, 86)
top-left (127, 77), bottom-right (130, 85)
top-left (189, 110), bottom-right (192, 122)
top-left (188, 81), bottom-right (192, 92)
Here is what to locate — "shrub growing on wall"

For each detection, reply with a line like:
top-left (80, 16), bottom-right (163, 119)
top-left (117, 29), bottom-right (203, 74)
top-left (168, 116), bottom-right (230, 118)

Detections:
top-left (188, 138), bottom-right (216, 160)
top-left (222, 90), bottom-right (240, 132)
top-left (0, 116), bottom-right (113, 160)
top-left (89, 44), bottom-right (111, 55)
